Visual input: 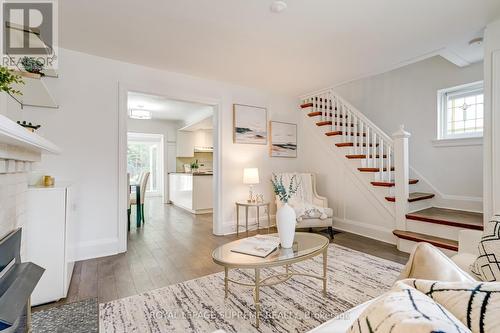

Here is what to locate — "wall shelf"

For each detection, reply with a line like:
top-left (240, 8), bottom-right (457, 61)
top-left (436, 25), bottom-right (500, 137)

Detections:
top-left (8, 71), bottom-right (58, 109)
top-left (0, 114), bottom-right (61, 155)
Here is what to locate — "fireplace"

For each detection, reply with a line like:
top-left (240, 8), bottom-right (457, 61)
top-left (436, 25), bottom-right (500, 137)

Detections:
top-left (0, 228), bottom-right (43, 332)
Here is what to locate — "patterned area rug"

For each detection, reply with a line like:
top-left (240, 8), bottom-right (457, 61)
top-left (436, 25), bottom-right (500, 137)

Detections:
top-left (100, 244), bottom-right (403, 333)
top-left (32, 298), bottom-right (98, 333)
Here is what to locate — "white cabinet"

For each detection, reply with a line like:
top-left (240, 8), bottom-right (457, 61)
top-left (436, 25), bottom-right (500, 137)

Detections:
top-left (169, 173), bottom-right (213, 214)
top-left (177, 129), bottom-right (214, 157)
top-left (176, 131), bottom-right (195, 157)
top-left (26, 183), bottom-right (75, 306)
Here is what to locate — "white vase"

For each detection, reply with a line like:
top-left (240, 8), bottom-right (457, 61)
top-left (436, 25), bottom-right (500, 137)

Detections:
top-left (276, 203), bottom-right (296, 248)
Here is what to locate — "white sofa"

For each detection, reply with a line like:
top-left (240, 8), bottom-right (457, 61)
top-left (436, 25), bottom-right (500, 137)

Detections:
top-left (308, 241), bottom-right (478, 333)
top-left (451, 229), bottom-right (482, 280)
top-left (276, 173), bottom-right (334, 238)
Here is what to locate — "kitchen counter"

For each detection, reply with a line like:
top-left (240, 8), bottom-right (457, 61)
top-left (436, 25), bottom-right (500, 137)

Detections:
top-left (168, 173), bottom-right (213, 214)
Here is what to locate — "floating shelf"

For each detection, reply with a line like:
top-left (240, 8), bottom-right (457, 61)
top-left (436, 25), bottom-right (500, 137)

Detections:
top-left (7, 71), bottom-right (58, 109)
top-left (0, 113), bottom-right (61, 155)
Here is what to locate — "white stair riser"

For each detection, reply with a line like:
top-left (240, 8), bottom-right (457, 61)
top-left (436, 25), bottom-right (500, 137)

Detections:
top-left (406, 219), bottom-right (461, 241)
top-left (397, 238), bottom-right (457, 257)
top-left (409, 198), bottom-right (434, 211)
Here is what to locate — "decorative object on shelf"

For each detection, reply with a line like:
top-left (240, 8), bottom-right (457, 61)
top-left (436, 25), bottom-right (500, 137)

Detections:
top-left (20, 57), bottom-right (45, 75)
top-left (271, 173), bottom-right (300, 248)
top-left (256, 194), bottom-right (264, 203)
top-left (42, 175), bottom-right (55, 187)
top-left (243, 168), bottom-right (260, 202)
top-left (233, 104), bottom-right (267, 144)
top-left (0, 66), bottom-right (24, 95)
top-left (270, 121), bottom-right (297, 158)
top-left (17, 121), bottom-right (41, 132)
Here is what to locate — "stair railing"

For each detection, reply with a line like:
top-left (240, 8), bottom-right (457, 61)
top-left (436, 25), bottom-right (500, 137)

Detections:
top-left (302, 89), bottom-right (394, 182)
top-left (302, 90), bottom-right (411, 228)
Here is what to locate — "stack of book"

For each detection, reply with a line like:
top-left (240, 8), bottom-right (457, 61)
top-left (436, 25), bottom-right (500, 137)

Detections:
top-left (231, 235), bottom-right (280, 258)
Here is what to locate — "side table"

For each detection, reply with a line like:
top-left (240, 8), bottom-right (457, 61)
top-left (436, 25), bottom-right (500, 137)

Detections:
top-left (235, 201), bottom-right (271, 237)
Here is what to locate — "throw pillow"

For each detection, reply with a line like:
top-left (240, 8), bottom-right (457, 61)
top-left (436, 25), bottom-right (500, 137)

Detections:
top-left (402, 279), bottom-right (500, 333)
top-left (471, 215), bottom-right (500, 281)
top-left (348, 281), bottom-right (470, 333)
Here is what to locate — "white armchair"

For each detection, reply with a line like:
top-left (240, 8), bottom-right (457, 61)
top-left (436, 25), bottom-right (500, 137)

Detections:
top-left (276, 173), bottom-right (334, 238)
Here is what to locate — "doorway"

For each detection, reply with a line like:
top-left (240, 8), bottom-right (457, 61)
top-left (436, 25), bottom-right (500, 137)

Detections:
top-left (119, 87), bottom-right (221, 253)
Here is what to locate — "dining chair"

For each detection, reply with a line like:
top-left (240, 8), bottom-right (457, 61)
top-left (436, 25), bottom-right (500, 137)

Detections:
top-left (130, 171), bottom-right (150, 225)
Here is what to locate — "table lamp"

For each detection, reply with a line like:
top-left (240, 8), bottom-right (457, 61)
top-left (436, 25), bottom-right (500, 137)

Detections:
top-left (243, 168), bottom-right (260, 202)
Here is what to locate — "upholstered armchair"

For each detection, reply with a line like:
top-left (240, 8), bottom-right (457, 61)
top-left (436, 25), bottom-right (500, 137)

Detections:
top-left (276, 173), bottom-right (334, 238)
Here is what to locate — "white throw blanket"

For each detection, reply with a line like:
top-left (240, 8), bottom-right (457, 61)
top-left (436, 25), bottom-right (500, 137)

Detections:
top-left (278, 173), bottom-right (329, 221)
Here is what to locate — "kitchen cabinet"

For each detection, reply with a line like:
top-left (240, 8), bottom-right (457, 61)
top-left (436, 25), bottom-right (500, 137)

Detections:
top-left (177, 129), bottom-right (213, 157)
top-left (25, 183), bottom-right (76, 306)
top-left (176, 130), bottom-right (195, 157)
top-left (169, 173), bottom-right (213, 214)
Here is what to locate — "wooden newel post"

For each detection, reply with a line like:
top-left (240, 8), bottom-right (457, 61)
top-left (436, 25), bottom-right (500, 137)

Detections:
top-left (392, 125), bottom-right (411, 231)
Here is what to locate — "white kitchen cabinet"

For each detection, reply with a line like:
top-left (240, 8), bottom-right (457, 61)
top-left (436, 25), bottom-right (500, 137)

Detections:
top-left (169, 173), bottom-right (213, 214)
top-left (176, 130), bottom-right (195, 157)
top-left (26, 183), bottom-right (76, 306)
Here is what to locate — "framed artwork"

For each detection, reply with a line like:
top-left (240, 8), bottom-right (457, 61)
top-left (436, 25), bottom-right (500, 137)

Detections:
top-left (270, 121), bottom-right (297, 158)
top-left (233, 104), bottom-right (267, 144)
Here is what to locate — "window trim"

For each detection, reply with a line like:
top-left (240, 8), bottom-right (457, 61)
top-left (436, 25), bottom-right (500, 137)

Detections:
top-left (436, 81), bottom-right (484, 142)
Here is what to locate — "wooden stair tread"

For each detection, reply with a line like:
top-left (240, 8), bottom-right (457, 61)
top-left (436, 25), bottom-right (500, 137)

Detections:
top-left (346, 154), bottom-right (388, 159)
top-left (406, 207), bottom-right (483, 230)
top-left (385, 192), bottom-right (434, 202)
top-left (336, 142), bottom-right (379, 147)
top-left (358, 167), bottom-right (395, 172)
top-left (371, 179), bottom-right (419, 187)
top-left (393, 230), bottom-right (458, 251)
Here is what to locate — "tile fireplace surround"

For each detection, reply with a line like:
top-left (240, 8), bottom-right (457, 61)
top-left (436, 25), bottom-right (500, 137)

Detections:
top-left (0, 113), bottom-right (60, 258)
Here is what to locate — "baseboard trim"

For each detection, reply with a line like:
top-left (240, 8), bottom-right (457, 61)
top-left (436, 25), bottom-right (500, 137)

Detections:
top-left (74, 238), bottom-right (119, 261)
top-left (332, 217), bottom-right (396, 245)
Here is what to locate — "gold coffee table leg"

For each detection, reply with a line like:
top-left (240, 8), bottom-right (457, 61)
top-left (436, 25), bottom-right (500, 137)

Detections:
top-left (224, 267), bottom-right (229, 298)
top-left (254, 268), bottom-right (261, 328)
top-left (323, 248), bottom-right (328, 296)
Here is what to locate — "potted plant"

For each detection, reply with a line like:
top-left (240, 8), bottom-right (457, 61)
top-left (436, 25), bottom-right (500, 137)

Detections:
top-left (0, 66), bottom-right (23, 95)
top-left (271, 173), bottom-right (300, 248)
top-left (20, 57), bottom-right (45, 75)
top-left (190, 160), bottom-right (199, 173)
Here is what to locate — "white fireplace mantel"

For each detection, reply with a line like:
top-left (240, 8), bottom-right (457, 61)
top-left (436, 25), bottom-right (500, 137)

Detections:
top-left (0, 114), bottom-right (60, 171)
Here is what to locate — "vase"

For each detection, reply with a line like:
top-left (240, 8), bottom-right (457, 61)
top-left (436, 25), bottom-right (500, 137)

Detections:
top-left (276, 203), bottom-right (296, 248)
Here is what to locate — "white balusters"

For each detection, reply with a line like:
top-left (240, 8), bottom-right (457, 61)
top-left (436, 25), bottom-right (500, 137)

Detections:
top-left (365, 126), bottom-right (371, 167)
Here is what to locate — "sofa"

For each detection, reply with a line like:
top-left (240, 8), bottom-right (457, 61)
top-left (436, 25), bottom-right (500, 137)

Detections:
top-left (308, 240), bottom-right (478, 333)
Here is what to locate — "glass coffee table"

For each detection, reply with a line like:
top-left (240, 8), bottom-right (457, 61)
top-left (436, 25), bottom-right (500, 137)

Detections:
top-left (212, 232), bottom-right (329, 328)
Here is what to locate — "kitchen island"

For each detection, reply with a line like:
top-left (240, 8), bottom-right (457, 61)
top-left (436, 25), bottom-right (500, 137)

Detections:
top-left (168, 172), bottom-right (213, 214)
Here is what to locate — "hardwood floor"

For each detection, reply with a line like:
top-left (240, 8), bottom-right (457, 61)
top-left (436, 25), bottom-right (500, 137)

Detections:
top-left (33, 197), bottom-right (409, 311)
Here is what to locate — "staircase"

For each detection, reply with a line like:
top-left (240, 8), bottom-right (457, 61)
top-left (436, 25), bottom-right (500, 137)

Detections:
top-left (300, 92), bottom-right (483, 254)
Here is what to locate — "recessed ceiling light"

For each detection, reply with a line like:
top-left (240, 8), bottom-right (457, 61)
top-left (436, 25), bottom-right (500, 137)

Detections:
top-left (129, 109), bottom-right (152, 120)
top-left (469, 37), bottom-right (483, 47)
top-left (270, 1), bottom-right (287, 13)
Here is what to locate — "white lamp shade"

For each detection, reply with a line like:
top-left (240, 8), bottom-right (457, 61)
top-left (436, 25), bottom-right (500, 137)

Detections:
top-left (243, 168), bottom-right (260, 185)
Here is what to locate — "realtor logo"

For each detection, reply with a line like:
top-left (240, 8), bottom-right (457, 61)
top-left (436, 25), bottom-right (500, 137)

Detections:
top-left (2, 0), bottom-right (58, 68)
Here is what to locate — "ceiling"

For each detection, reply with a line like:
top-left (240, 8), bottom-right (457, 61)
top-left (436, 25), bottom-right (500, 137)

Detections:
top-left (60, 1), bottom-right (500, 96)
top-left (127, 92), bottom-right (213, 123)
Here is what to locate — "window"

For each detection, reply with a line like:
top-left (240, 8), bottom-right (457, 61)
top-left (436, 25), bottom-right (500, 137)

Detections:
top-left (127, 133), bottom-right (164, 196)
top-left (438, 82), bottom-right (484, 140)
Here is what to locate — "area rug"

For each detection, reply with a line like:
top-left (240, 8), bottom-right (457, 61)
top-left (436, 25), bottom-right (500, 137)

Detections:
top-left (32, 298), bottom-right (98, 333)
top-left (100, 244), bottom-right (403, 333)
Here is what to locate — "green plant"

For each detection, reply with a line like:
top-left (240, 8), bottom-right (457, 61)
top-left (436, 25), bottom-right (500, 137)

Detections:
top-left (271, 173), bottom-right (300, 203)
top-left (190, 159), bottom-right (199, 170)
top-left (21, 57), bottom-right (44, 74)
top-left (0, 66), bottom-right (23, 95)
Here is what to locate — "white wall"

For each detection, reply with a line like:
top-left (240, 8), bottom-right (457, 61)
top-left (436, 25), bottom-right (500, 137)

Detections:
top-left (5, 48), bottom-right (300, 260)
top-left (127, 118), bottom-right (181, 202)
top-left (335, 56), bottom-right (483, 210)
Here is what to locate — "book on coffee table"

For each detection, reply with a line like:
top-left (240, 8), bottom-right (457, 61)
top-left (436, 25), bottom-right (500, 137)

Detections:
top-left (231, 235), bottom-right (280, 258)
